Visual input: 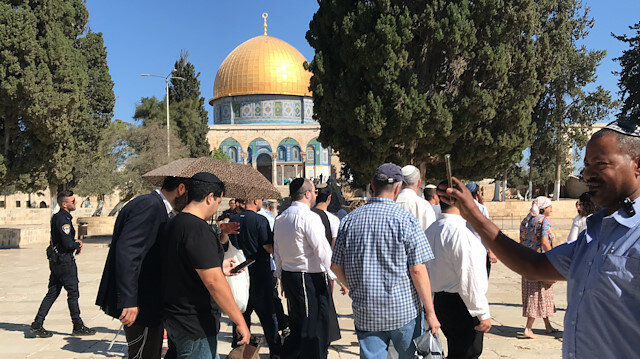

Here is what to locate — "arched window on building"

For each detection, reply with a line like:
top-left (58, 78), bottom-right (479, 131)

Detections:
top-left (247, 147), bottom-right (253, 164)
top-left (227, 147), bottom-right (238, 162)
top-left (277, 146), bottom-right (286, 161)
top-left (292, 146), bottom-right (301, 162)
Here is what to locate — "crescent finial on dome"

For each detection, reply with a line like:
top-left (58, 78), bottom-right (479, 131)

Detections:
top-left (262, 13), bottom-right (268, 36)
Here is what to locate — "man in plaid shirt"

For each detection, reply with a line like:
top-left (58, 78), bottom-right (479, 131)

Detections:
top-left (331, 163), bottom-right (440, 359)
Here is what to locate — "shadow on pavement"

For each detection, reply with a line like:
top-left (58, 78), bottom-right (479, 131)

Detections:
top-left (489, 302), bottom-right (566, 312)
top-left (330, 343), bottom-right (359, 356)
top-left (61, 336), bottom-right (126, 357)
top-left (0, 322), bottom-right (66, 338)
top-left (489, 324), bottom-right (563, 339)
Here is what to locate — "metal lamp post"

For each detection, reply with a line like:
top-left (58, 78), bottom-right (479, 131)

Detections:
top-left (141, 70), bottom-right (185, 157)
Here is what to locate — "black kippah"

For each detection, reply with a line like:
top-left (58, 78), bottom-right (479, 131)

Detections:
top-left (192, 171), bottom-right (222, 184)
top-left (289, 178), bottom-right (306, 197)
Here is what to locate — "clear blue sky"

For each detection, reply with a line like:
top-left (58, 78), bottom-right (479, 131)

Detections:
top-left (85, 0), bottom-right (640, 125)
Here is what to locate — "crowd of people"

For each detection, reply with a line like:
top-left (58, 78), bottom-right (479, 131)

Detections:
top-left (27, 118), bottom-right (640, 359)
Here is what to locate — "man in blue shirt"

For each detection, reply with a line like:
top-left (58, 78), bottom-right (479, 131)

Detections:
top-left (332, 163), bottom-right (440, 359)
top-left (439, 120), bottom-right (640, 358)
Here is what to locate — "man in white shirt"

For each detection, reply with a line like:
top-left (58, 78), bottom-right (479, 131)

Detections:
top-left (258, 200), bottom-right (290, 335)
top-left (465, 183), bottom-right (498, 277)
top-left (273, 178), bottom-right (340, 359)
top-left (424, 184), bottom-right (441, 218)
top-left (396, 165), bottom-right (437, 230)
top-left (425, 181), bottom-right (491, 359)
top-left (312, 186), bottom-right (340, 247)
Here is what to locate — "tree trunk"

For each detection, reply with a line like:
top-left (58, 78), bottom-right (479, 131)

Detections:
top-left (527, 148), bottom-right (534, 201)
top-left (502, 173), bottom-right (507, 202)
top-left (492, 181), bottom-right (501, 201)
top-left (553, 144), bottom-right (562, 201)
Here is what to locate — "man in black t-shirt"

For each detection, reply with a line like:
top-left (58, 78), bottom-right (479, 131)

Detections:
top-left (163, 172), bottom-right (249, 358)
top-left (231, 198), bottom-right (282, 356)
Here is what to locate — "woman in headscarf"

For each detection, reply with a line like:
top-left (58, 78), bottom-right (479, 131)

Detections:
top-left (519, 196), bottom-right (557, 338)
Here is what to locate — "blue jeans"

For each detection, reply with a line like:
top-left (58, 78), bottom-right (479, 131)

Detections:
top-left (356, 315), bottom-right (422, 359)
top-left (164, 320), bottom-right (219, 359)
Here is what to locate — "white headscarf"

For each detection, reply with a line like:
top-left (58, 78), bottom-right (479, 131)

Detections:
top-left (526, 196), bottom-right (552, 222)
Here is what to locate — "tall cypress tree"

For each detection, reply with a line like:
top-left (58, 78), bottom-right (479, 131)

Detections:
top-left (529, 2), bottom-right (615, 199)
top-left (169, 51), bottom-right (210, 158)
top-left (0, 0), bottom-right (114, 204)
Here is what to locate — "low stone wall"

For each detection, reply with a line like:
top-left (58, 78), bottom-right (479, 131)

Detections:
top-left (0, 225), bottom-right (50, 249)
top-left (78, 217), bottom-right (117, 237)
top-left (0, 208), bottom-right (95, 226)
top-left (485, 199), bottom-right (577, 221)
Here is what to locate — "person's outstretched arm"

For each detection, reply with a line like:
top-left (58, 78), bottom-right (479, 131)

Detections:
top-left (438, 177), bottom-right (564, 281)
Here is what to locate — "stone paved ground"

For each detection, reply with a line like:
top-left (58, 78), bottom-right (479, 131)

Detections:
top-left (0, 238), bottom-right (565, 358)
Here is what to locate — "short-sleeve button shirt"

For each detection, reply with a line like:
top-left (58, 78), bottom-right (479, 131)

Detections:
top-left (51, 209), bottom-right (79, 253)
top-left (237, 209), bottom-right (273, 278)
top-left (332, 197), bottom-right (434, 331)
top-left (546, 200), bottom-right (640, 358)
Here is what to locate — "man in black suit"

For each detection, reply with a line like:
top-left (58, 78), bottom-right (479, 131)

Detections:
top-left (96, 177), bottom-right (189, 359)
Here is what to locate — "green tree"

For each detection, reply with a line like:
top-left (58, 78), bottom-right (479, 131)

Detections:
top-left (0, 1), bottom-right (113, 207)
top-left (73, 120), bottom-right (127, 203)
top-left (614, 21), bottom-right (640, 121)
top-left (307, 0), bottom-right (588, 186)
top-left (118, 122), bottom-right (189, 201)
top-left (210, 148), bottom-right (229, 160)
top-left (134, 52), bottom-right (210, 158)
top-left (169, 51), bottom-right (210, 157)
top-left (530, 4), bottom-right (615, 200)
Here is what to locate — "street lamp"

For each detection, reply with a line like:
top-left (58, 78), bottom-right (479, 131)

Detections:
top-left (141, 69), bottom-right (185, 157)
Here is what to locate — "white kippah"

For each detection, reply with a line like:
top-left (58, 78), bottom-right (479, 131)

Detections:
top-left (401, 165), bottom-right (419, 178)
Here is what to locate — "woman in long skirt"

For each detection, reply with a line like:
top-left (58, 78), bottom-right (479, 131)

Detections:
top-left (519, 196), bottom-right (558, 338)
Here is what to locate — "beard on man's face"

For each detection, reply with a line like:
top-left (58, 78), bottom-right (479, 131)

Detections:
top-left (173, 192), bottom-right (189, 211)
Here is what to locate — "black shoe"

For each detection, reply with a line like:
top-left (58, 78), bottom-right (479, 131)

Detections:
top-left (72, 324), bottom-right (96, 336)
top-left (29, 322), bottom-right (53, 338)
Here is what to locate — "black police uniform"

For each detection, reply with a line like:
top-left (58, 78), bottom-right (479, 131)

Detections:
top-left (33, 209), bottom-right (85, 329)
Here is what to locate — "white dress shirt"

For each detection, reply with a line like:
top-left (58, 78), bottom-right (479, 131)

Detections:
top-left (567, 214), bottom-right (587, 244)
top-left (396, 188), bottom-right (437, 231)
top-left (425, 213), bottom-right (490, 320)
top-left (155, 189), bottom-right (173, 215)
top-left (273, 201), bottom-right (333, 277)
top-left (467, 200), bottom-right (490, 250)
top-left (432, 204), bottom-right (442, 219)
top-left (324, 210), bottom-right (340, 238)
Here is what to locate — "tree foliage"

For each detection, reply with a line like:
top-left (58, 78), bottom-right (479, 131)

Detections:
top-left (529, 3), bottom-right (615, 196)
top-left (307, 0), bottom-right (594, 185)
top-left (0, 0), bottom-right (114, 198)
top-left (117, 122), bottom-right (189, 201)
top-left (134, 52), bottom-right (210, 158)
top-left (614, 21), bottom-right (640, 122)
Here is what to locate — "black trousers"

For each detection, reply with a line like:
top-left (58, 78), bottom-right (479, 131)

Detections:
top-left (233, 273), bottom-right (282, 355)
top-left (34, 257), bottom-right (82, 326)
top-left (434, 292), bottom-right (484, 359)
top-left (486, 254), bottom-right (492, 278)
top-left (124, 322), bottom-right (164, 359)
top-left (272, 271), bottom-right (289, 330)
top-left (280, 271), bottom-right (338, 359)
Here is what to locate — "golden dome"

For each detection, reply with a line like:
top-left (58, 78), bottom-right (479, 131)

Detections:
top-left (211, 34), bottom-right (312, 102)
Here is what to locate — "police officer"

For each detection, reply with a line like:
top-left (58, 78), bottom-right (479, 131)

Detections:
top-left (29, 190), bottom-right (96, 338)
